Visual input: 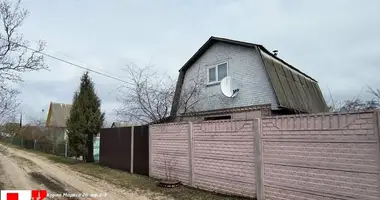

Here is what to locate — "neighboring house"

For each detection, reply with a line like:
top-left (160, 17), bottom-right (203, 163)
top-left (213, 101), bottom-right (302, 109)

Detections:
top-left (110, 121), bottom-right (130, 128)
top-left (19, 125), bottom-right (53, 140)
top-left (45, 102), bottom-right (72, 142)
top-left (170, 36), bottom-right (328, 122)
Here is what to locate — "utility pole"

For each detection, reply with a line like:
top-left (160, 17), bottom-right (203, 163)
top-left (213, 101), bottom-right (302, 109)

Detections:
top-left (19, 112), bottom-right (22, 128)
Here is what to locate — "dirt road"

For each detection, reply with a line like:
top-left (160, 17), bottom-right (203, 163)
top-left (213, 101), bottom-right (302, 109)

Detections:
top-left (0, 144), bottom-right (155, 200)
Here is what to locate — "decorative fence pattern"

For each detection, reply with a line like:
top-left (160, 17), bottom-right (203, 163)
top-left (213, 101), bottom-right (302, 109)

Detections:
top-left (100, 125), bottom-right (149, 176)
top-left (150, 111), bottom-right (380, 200)
top-left (260, 111), bottom-right (380, 200)
top-left (150, 123), bottom-right (191, 184)
top-left (150, 120), bottom-right (257, 197)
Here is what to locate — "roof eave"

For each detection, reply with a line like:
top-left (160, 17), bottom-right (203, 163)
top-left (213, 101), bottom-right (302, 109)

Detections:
top-left (179, 36), bottom-right (318, 83)
top-left (178, 37), bottom-right (215, 72)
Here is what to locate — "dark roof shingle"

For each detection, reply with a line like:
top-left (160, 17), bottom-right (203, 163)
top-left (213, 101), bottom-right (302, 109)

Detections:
top-left (260, 51), bottom-right (328, 113)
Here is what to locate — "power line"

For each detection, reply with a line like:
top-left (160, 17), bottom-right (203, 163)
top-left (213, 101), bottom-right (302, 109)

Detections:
top-left (0, 38), bottom-right (133, 85)
top-left (0, 38), bottom-right (174, 94)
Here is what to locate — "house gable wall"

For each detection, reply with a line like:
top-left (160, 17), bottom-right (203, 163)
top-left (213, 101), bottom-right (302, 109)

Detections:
top-left (178, 42), bottom-right (278, 115)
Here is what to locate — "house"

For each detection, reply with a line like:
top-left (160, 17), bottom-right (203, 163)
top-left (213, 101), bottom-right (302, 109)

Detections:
top-left (19, 125), bottom-right (50, 140)
top-left (45, 102), bottom-right (72, 142)
top-left (170, 36), bottom-right (328, 121)
top-left (110, 121), bottom-right (131, 128)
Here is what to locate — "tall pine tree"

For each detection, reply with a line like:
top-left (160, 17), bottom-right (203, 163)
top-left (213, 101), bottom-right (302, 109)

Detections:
top-left (66, 71), bottom-right (105, 162)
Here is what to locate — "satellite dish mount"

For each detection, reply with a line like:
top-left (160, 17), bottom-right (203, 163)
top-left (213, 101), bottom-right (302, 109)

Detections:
top-left (220, 76), bottom-right (239, 98)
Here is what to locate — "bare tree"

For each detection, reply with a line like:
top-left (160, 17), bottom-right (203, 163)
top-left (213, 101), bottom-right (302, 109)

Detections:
top-left (328, 87), bottom-right (380, 112)
top-left (20, 115), bottom-right (49, 140)
top-left (177, 67), bottom-right (206, 118)
top-left (116, 64), bottom-right (209, 124)
top-left (161, 152), bottom-right (178, 182)
top-left (330, 98), bottom-right (379, 112)
top-left (368, 86), bottom-right (380, 102)
top-left (0, 0), bottom-right (47, 122)
top-left (0, 88), bottom-right (19, 124)
top-left (0, 0), bottom-right (46, 85)
top-left (27, 115), bottom-right (45, 127)
top-left (116, 65), bottom-right (175, 124)
top-left (101, 120), bottom-right (109, 128)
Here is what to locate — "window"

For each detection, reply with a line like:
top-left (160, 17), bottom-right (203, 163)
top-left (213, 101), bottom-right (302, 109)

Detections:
top-left (204, 115), bottom-right (231, 121)
top-left (207, 62), bottom-right (228, 84)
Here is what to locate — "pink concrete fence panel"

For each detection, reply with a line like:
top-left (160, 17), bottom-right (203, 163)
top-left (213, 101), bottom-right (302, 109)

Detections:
top-left (193, 120), bottom-right (256, 197)
top-left (149, 122), bottom-right (191, 185)
top-left (150, 120), bottom-right (257, 198)
top-left (261, 111), bottom-right (380, 200)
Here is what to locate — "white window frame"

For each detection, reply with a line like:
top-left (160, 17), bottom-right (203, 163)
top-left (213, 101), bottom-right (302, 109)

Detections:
top-left (207, 61), bottom-right (228, 85)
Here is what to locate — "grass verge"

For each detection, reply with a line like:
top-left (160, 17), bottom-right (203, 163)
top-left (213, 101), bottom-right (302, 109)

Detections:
top-left (0, 163), bottom-right (5, 190)
top-left (0, 141), bottom-right (253, 200)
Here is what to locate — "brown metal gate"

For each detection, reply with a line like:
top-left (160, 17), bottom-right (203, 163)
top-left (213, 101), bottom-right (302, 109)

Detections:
top-left (99, 125), bottom-right (149, 176)
top-left (99, 127), bottom-right (131, 172)
top-left (133, 125), bottom-right (149, 176)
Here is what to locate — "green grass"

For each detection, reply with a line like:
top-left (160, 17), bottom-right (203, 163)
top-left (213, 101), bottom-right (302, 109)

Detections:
top-left (0, 140), bottom-right (253, 200)
top-left (0, 162), bottom-right (5, 190)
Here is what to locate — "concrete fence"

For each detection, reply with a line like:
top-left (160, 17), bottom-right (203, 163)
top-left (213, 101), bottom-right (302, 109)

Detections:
top-left (149, 111), bottom-right (380, 200)
top-left (261, 111), bottom-right (380, 200)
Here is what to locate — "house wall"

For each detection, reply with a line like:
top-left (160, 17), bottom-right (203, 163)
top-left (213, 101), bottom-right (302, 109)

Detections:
top-left (50, 127), bottom-right (66, 143)
top-left (178, 42), bottom-right (278, 115)
top-left (150, 111), bottom-right (380, 199)
top-left (178, 110), bottom-right (263, 122)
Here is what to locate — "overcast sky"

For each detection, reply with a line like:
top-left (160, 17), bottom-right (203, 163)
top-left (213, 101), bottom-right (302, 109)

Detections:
top-left (14, 0), bottom-right (380, 124)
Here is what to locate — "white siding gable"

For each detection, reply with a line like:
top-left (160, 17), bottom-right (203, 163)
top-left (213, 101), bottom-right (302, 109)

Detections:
top-left (178, 42), bottom-right (278, 114)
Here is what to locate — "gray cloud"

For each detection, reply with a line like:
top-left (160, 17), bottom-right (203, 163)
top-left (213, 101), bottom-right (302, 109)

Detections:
top-left (12, 0), bottom-right (380, 122)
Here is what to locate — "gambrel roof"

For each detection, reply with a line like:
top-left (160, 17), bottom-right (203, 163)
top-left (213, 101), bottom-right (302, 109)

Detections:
top-left (171, 36), bottom-right (328, 117)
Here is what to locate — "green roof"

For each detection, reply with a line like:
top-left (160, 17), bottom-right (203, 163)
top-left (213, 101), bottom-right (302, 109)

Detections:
top-left (260, 50), bottom-right (328, 113)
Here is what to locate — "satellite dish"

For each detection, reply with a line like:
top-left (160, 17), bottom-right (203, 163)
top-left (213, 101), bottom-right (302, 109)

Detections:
top-left (220, 76), bottom-right (239, 98)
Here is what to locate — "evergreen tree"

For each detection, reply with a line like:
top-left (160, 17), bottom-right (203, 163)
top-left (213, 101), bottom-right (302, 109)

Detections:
top-left (66, 71), bottom-right (105, 162)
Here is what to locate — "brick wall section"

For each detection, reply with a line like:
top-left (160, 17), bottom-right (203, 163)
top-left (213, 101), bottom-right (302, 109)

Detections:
top-left (261, 111), bottom-right (380, 200)
top-left (150, 120), bottom-right (257, 198)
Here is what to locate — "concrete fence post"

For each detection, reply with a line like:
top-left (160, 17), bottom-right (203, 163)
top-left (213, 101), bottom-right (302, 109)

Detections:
top-left (64, 140), bottom-right (68, 157)
top-left (188, 121), bottom-right (194, 186)
top-left (33, 139), bottom-right (36, 150)
top-left (254, 118), bottom-right (264, 200)
top-left (148, 125), bottom-right (152, 177)
top-left (130, 126), bottom-right (134, 173)
top-left (375, 111), bottom-right (380, 197)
